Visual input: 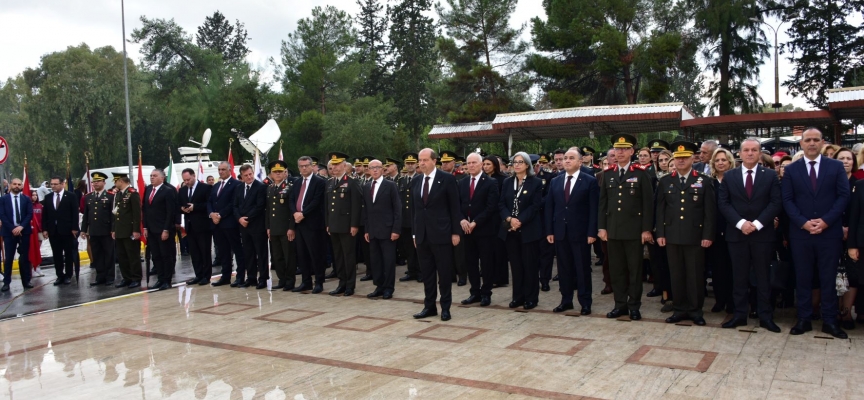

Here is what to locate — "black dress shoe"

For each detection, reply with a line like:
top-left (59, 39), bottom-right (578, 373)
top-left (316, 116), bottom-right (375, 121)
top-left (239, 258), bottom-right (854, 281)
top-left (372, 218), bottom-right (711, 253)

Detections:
top-left (759, 319), bottom-right (781, 333)
top-left (186, 278), bottom-right (201, 285)
top-left (553, 302), bottom-right (574, 313)
top-left (282, 285), bottom-right (295, 291)
top-left (841, 320), bottom-right (856, 330)
top-left (292, 284), bottom-right (311, 292)
top-left (457, 278), bottom-right (467, 286)
top-left (523, 302), bottom-right (537, 310)
top-left (581, 308), bottom-right (591, 315)
top-left (600, 287), bottom-right (612, 295)
top-left (344, 289), bottom-right (354, 296)
top-left (606, 308), bottom-right (628, 318)
top-left (382, 292), bottom-right (392, 299)
top-left (413, 308), bottom-right (438, 319)
top-left (711, 303), bottom-right (725, 313)
top-left (594, 260), bottom-right (603, 266)
top-left (62, 278), bottom-right (72, 284)
top-left (665, 314), bottom-right (684, 324)
top-left (629, 310), bottom-right (642, 320)
top-left (53, 280), bottom-right (64, 286)
top-left (211, 279), bottom-right (230, 287)
top-left (790, 320), bottom-right (812, 335)
top-left (552, 274), bottom-right (559, 281)
top-left (821, 323), bottom-right (848, 339)
top-left (324, 271), bottom-right (337, 279)
top-left (157, 282), bottom-right (171, 290)
top-left (272, 282), bottom-right (285, 290)
top-left (229, 281), bottom-right (240, 287)
top-left (148, 281), bottom-right (164, 290)
top-left (238, 280), bottom-right (253, 288)
top-left (115, 279), bottom-right (131, 288)
top-left (480, 296), bottom-right (491, 307)
top-left (368, 289), bottom-right (383, 298)
top-left (461, 295), bottom-right (481, 305)
top-left (22, 283), bottom-right (34, 289)
top-left (399, 275), bottom-right (417, 282)
top-left (329, 286), bottom-right (346, 296)
top-left (0, 284), bottom-right (8, 292)
top-left (311, 284), bottom-right (323, 294)
top-left (360, 275), bottom-right (373, 281)
top-left (89, 280), bottom-right (106, 287)
top-left (646, 289), bottom-right (661, 297)
top-left (212, 260), bottom-right (221, 266)
top-left (127, 281), bottom-right (141, 288)
top-left (541, 283), bottom-right (551, 292)
top-left (722, 316), bottom-right (748, 329)
top-left (256, 282), bottom-right (267, 289)
top-left (441, 310), bottom-right (451, 321)
top-left (692, 316), bottom-right (707, 326)
top-left (295, 268), bottom-right (302, 275)
top-left (509, 300), bottom-right (524, 309)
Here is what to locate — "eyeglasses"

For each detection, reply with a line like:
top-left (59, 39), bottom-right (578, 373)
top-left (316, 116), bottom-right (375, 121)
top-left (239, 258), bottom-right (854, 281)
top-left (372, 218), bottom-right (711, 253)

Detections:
top-left (368, 166), bottom-right (382, 170)
top-left (512, 160), bottom-right (526, 165)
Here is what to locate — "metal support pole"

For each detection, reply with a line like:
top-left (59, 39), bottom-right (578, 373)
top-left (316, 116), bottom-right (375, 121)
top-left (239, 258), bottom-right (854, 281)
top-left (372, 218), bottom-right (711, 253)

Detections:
top-left (121, 0), bottom-right (134, 178)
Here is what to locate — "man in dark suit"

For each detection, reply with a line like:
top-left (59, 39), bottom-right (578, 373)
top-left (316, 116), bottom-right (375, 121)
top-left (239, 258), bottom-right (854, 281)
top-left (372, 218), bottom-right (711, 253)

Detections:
top-left (178, 168), bottom-right (213, 286)
top-left (546, 148), bottom-right (599, 314)
top-left (398, 153), bottom-right (420, 282)
top-left (233, 164), bottom-right (268, 289)
top-left (265, 160), bottom-right (296, 290)
top-left (42, 176), bottom-right (80, 286)
top-left (693, 140), bottom-right (718, 176)
top-left (655, 142), bottom-right (716, 326)
top-left (363, 159), bottom-right (402, 299)
top-left (458, 153), bottom-right (500, 307)
top-left (412, 148), bottom-right (462, 321)
top-left (324, 152), bottom-right (363, 296)
top-left (782, 128), bottom-right (851, 338)
top-left (142, 169), bottom-right (177, 290)
top-left (290, 156), bottom-right (327, 294)
top-left (718, 138), bottom-right (783, 332)
top-left (0, 178), bottom-right (33, 291)
top-left (81, 172), bottom-right (115, 286)
top-left (208, 162), bottom-right (246, 287)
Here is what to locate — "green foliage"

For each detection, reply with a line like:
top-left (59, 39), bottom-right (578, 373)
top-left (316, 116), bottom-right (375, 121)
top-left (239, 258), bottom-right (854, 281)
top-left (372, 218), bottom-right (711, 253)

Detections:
top-left (355, 0), bottom-right (390, 98)
top-left (196, 10), bottom-right (250, 64)
top-left (320, 96), bottom-right (396, 157)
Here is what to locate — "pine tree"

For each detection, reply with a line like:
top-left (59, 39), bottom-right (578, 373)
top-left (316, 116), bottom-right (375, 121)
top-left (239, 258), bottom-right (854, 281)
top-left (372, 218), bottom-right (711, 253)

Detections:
top-left (355, 0), bottom-right (390, 97)
top-left (196, 11), bottom-right (250, 64)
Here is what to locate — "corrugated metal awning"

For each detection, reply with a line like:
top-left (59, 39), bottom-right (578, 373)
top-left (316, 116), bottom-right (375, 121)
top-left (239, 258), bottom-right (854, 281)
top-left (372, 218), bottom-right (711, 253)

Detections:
top-left (680, 110), bottom-right (834, 134)
top-left (427, 121), bottom-right (506, 140)
top-left (828, 86), bottom-right (864, 119)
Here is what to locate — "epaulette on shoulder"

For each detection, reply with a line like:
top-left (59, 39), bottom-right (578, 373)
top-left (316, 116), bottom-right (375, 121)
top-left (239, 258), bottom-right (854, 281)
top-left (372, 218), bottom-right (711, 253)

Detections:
top-left (633, 163), bottom-right (648, 170)
top-left (128, 188), bottom-right (137, 193)
top-left (605, 165), bottom-right (617, 172)
top-left (107, 189), bottom-right (116, 195)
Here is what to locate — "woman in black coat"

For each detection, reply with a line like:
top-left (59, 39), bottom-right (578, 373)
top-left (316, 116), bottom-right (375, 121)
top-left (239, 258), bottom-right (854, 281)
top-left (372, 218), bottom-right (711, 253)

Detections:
top-left (484, 155), bottom-right (510, 287)
top-left (498, 152), bottom-right (543, 310)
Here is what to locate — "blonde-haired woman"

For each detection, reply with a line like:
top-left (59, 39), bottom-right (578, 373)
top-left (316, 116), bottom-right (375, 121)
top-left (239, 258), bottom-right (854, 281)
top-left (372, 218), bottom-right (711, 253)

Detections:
top-left (708, 147), bottom-right (737, 313)
top-left (656, 150), bottom-right (673, 179)
top-left (822, 144), bottom-right (840, 158)
top-left (649, 149), bottom-right (674, 310)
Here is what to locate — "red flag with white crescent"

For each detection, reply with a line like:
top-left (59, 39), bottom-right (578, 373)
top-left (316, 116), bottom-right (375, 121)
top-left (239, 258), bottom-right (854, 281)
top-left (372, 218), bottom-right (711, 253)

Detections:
top-left (228, 147), bottom-right (236, 179)
top-left (137, 152), bottom-right (147, 245)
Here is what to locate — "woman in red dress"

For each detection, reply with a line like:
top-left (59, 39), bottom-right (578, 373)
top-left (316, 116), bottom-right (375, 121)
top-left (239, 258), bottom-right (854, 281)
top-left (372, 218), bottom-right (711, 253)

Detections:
top-left (29, 191), bottom-right (43, 276)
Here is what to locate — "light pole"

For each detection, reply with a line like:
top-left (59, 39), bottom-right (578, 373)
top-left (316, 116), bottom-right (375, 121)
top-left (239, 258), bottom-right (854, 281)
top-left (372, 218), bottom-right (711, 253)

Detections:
top-left (752, 17), bottom-right (784, 110)
top-left (121, 0), bottom-right (134, 178)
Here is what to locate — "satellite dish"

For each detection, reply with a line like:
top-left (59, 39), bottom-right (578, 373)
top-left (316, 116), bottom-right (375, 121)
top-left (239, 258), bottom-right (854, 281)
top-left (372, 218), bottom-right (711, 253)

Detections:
top-left (239, 119), bottom-right (281, 155)
top-left (202, 128), bottom-right (212, 148)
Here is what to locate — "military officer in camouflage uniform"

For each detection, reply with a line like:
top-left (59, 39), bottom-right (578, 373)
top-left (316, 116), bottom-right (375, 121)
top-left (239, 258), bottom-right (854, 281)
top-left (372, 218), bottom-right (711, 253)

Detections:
top-left (398, 152), bottom-right (421, 282)
top-left (82, 172), bottom-right (115, 286)
top-left (326, 152), bottom-right (363, 295)
top-left (110, 174), bottom-right (142, 288)
top-left (655, 141), bottom-right (715, 326)
top-left (598, 133), bottom-right (654, 320)
top-left (266, 160), bottom-right (297, 290)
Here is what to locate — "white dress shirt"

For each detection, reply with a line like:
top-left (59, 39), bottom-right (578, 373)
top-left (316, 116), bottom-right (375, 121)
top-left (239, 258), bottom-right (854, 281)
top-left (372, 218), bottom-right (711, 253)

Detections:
top-left (371, 176), bottom-right (383, 202)
top-left (11, 194), bottom-right (20, 226)
top-left (299, 175), bottom-right (311, 208)
top-left (803, 154), bottom-right (821, 177)
top-left (735, 165), bottom-right (764, 231)
top-left (562, 170), bottom-right (581, 195)
top-left (423, 169), bottom-right (437, 194)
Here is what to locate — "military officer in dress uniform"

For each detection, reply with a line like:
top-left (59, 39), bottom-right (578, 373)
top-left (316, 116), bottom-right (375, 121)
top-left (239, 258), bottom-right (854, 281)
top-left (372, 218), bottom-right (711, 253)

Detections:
top-left (598, 133), bottom-right (654, 320)
top-left (265, 160), bottom-right (297, 291)
top-left (110, 174), bottom-right (142, 288)
top-left (536, 152), bottom-right (559, 291)
top-left (384, 158), bottom-right (400, 180)
top-left (440, 150), bottom-right (467, 285)
top-left (82, 172), bottom-right (115, 286)
top-left (655, 141), bottom-right (715, 326)
top-left (326, 152), bottom-right (363, 296)
top-left (357, 155), bottom-right (375, 281)
top-left (398, 152), bottom-right (421, 282)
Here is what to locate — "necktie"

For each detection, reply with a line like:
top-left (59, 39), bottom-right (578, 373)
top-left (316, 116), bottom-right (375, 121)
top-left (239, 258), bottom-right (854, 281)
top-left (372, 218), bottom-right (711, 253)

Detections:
top-left (680, 176), bottom-right (686, 188)
top-left (13, 195), bottom-right (20, 225)
top-left (245, 184), bottom-right (250, 199)
top-left (189, 186), bottom-right (194, 200)
top-left (564, 176), bottom-right (572, 203)
top-left (422, 176), bottom-right (430, 205)
top-left (148, 187), bottom-right (156, 204)
top-left (745, 170), bottom-right (753, 198)
top-left (217, 180), bottom-right (226, 196)
top-left (619, 168), bottom-right (625, 180)
top-left (296, 178), bottom-right (307, 212)
top-left (371, 180), bottom-right (377, 202)
top-left (470, 177), bottom-right (476, 200)
top-left (55, 193), bottom-right (60, 209)
top-left (809, 161), bottom-right (818, 191)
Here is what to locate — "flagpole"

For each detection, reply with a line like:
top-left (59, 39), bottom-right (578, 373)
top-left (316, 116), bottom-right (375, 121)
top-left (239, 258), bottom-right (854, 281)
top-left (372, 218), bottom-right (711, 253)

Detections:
top-left (121, 0), bottom-right (134, 178)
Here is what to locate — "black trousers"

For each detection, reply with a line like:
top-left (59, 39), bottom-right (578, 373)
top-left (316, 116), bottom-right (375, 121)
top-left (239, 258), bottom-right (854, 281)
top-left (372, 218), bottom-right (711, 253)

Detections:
top-left (649, 242), bottom-right (672, 296)
top-left (452, 237), bottom-right (467, 280)
top-left (556, 237), bottom-right (591, 308)
top-left (187, 231), bottom-right (212, 280)
top-left (89, 234), bottom-right (115, 282)
top-left (3, 234), bottom-right (31, 285)
top-left (331, 232), bottom-right (357, 290)
top-left (400, 227), bottom-right (419, 277)
top-left (708, 236), bottom-right (732, 308)
top-left (506, 232), bottom-right (540, 304)
top-left (115, 237), bottom-right (142, 281)
top-left (369, 237), bottom-right (397, 294)
top-left (464, 234), bottom-right (495, 297)
top-left (728, 240), bottom-right (774, 320)
top-left (49, 233), bottom-right (77, 279)
top-left (149, 230), bottom-right (176, 283)
top-left (538, 240), bottom-right (556, 284)
top-left (213, 227), bottom-right (245, 282)
top-left (296, 226), bottom-right (325, 286)
top-left (357, 226), bottom-right (372, 275)
top-left (416, 239), bottom-right (454, 311)
top-left (493, 237), bottom-right (509, 285)
top-left (241, 228), bottom-right (268, 284)
top-left (666, 243), bottom-right (706, 318)
top-left (593, 240), bottom-right (604, 262)
top-left (606, 239), bottom-right (643, 310)
top-left (269, 234), bottom-right (296, 287)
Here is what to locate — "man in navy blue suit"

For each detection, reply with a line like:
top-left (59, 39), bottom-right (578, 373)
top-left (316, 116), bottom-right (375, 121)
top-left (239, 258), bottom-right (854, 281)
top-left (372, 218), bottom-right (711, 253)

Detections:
top-left (782, 127), bottom-right (850, 338)
top-left (208, 162), bottom-right (246, 287)
top-left (545, 148), bottom-right (598, 314)
top-left (0, 178), bottom-right (33, 291)
top-left (458, 152), bottom-right (500, 307)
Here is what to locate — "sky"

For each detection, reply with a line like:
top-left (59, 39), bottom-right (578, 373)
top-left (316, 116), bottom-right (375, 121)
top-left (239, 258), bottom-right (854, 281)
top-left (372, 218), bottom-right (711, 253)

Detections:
top-left (0, 0), bottom-right (809, 114)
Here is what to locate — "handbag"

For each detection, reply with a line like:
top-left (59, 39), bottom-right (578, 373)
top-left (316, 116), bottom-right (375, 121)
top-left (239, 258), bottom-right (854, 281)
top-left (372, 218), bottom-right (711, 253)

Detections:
top-left (837, 259), bottom-right (850, 296)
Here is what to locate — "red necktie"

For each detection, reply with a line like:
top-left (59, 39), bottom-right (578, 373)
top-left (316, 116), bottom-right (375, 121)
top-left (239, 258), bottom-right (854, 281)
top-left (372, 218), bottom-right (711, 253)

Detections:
top-left (296, 178), bottom-right (307, 212)
top-left (745, 170), bottom-right (753, 199)
top-left (469, 177), bottom-right (475, 199)
top-left (809, 161), bottom-right (818, 191)
top-left (217, 180), bottom-right (225, 196)
top-left (422, 176), bottom-right (430, 205)
top-left (148, 187), bottom-right (156, 204)
top-left (371, 180), bottom-right (377, 202)
top-left (564, 175), bottom-right (572, 203)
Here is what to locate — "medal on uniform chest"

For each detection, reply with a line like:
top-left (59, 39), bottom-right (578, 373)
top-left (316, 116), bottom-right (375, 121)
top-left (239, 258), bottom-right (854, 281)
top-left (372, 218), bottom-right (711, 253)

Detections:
top-left (630, 189), bottom-right (635, 195)
top-left (693, 195), bottom-right (698, 201)
top-left (340, 193), bottom-right (344, 198)
top-left (280, 199), bottom-right (284, 204)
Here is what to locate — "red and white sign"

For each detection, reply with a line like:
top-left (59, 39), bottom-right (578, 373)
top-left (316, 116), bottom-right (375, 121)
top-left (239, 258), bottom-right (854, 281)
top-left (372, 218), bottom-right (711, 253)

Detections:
top-left (0, 136), bottom-right (8, 164)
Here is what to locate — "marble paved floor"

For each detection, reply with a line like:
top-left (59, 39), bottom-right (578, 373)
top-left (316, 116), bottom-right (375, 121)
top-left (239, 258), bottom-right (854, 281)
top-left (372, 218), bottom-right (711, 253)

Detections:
top-left (2, 262), bottom-right (863, 400)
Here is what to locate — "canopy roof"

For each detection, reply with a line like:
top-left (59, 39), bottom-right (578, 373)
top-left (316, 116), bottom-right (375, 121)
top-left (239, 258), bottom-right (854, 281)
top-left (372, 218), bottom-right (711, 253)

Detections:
top-left (680, 110), bottom-right (833, 135)
top-left (828, 87), bottom-right (864, 119)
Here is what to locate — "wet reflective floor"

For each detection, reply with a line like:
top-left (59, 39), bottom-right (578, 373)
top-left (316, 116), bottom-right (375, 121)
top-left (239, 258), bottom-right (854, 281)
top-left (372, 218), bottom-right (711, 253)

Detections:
top-left (2, 259), bottom-right (864, 399)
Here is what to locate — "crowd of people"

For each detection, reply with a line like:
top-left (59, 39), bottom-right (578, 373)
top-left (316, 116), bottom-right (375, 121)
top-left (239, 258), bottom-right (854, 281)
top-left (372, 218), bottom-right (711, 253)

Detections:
top-left (0, 127), bottom-right (860, 337)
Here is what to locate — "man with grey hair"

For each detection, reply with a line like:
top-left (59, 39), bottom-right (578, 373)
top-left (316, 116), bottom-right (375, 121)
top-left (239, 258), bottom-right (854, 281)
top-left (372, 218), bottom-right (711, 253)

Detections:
top-left (696, 140), bottom-right (719, 175)
top-left (324, 152), bottom-right (362, 296)
top-left (142, 168), bottom-right (178, 290)
top-left (209, 161), bottom-right (246, 286)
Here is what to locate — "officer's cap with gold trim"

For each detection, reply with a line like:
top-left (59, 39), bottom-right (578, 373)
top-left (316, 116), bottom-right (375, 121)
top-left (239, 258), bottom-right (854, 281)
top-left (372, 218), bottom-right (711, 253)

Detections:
top-left (439, 150), bottom-right (457, 163)
top-left (310, 156), bottom-right (320, 164)
top-left (649, 139), bottom-right (670, 152)
top-left (268, 160), bottom-right (289, 172)
top-left (327, 152), bottom-right (349, 165)
top-left (112, 172), bottom-right (128, 181)
top-left (361, 155), bottom-right (374, 166)
top-left (384, 158), bottom-right (400, 167)
top-left (538, 154), bottom-right (549, 163)
top-left (581, 146), bottom-right (596, 155)
top-left (455, 155), bottom-right (465, 164)
top-left (610, 133), bottom-right (637, 148)
top-left (669, 141), bottom-right (697, 158)
top-left (353, 157), bottom-right (363, 166)
top-left (402, 152), bottom-right (418, 164)
top-left (91, 171), bottom-right (108, 182)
